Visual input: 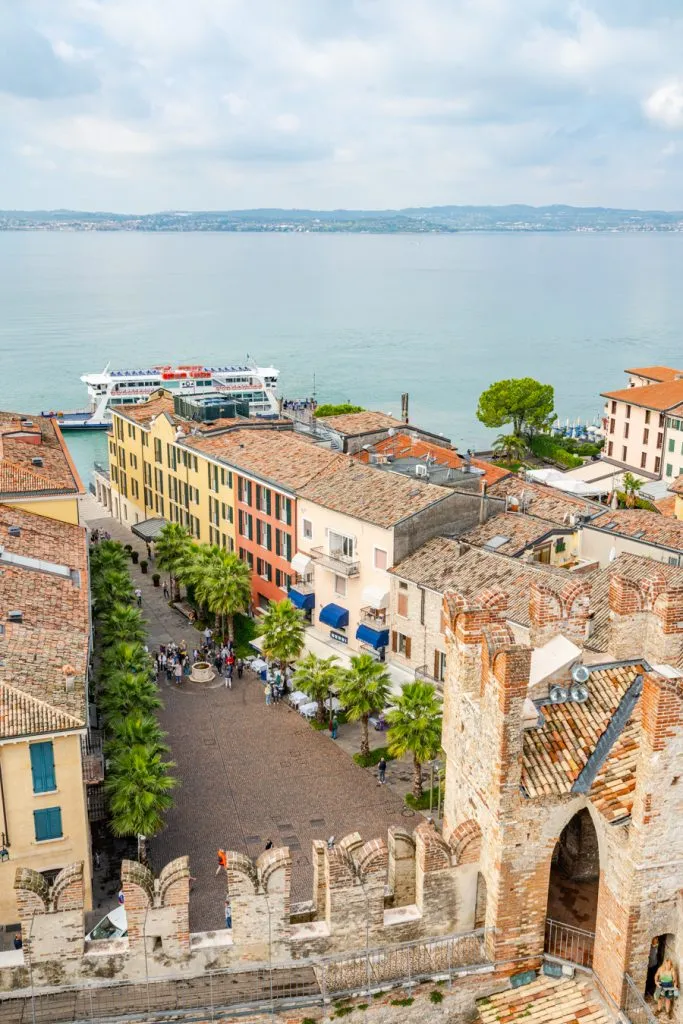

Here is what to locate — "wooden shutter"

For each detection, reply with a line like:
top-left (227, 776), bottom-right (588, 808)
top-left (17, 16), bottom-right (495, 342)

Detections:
top-left (405, 637), bottom-right (412, 659)
top-left (434, 650), bottom-right (441, 681)
top-left (30, 742), bottom-right (55, 794)
top-left (391, 631), bottom-right (397, 653)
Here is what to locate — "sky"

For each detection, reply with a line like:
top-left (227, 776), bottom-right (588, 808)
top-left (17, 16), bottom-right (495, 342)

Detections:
top-left (3, 0), bottom-right (683, 212)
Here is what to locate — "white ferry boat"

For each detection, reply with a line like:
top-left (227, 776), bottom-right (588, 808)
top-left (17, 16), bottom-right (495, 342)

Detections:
top-left (51, 362), bottom-right (280, 429)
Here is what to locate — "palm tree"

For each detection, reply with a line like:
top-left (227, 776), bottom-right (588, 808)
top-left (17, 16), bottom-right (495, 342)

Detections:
top-left (293, 653), bottom-right (341, 723)
top-left (100, 641), bottom-right (152, 676)
top-left (622, 472), bottom-right (644, 508)
top-left (259, 599), bottom-right (305, 672)
top-left (193, 547), bottom-right (252, 641)
top-left (99, 672), bottom-right (162, 719)
top-left (90, 540), bottom-right (128, 575)
top-left (339, 654), bottom-right (391, 758)
top-left (92, 569), bottom-right (134, 612)
top-left (154, 523), bottom-right (193, 602)
top-left (105, 713), bottom-right (168, 758)
top-left (386, 682), bottom-right (442, 800)
top-left (105, 745), bottom-right (177, 838)
top-left (99, 604), bottom-right (147, 647)
top-left (493, 433), bottom-right (527, 463)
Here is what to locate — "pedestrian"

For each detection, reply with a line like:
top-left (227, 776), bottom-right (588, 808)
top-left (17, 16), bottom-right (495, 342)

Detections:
top-left (183, 658), bottom-right (191, 678)
top-left (237, 658), bottom-right (244, 680)
top-left (265, 839), bottom-right (273, 850)
top-left (193, 648), bottom-right (199, 663)
top-left (271, 682), bottom-right (279, 704)
top-left (378, 756), bottom-right (387, 785)
top-left (174, 661), bottom-right (182, 686)
top-left (163, 581), bottom-right (169, 600)
top-left (265, 683), bottom-right (272, 706)
top-left (13, 933), bottom-right (22, 950)
top-left (214, 652), bottom-right (223, 674)
top-left (203, 626), bottom-right (212, 648)
top-left (94, 850), bottom-right (102, 871)
top-left (216, 849), bottom-right (227, 875)
top-left (331, 715), bottom-right (339, 740)
top-left (117, 889), bottom-right (125, 905)
top-left (166, 657), bottom-right (173, 682)
top-left (146, 543), bottom-right (152, 561)
top-left (134, 587), bottom-right (142, 607)
top-left (224, 899), bottom-right (232, 929)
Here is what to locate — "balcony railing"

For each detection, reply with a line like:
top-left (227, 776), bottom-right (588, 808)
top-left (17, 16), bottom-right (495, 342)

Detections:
top-left (291, 575), bottom-right (315, 595)
top-left (360, 607), bottom-right (387, 628)
top-left (544, 918), bottom-right (594, 968)
top-left (311, 547), bottom-right (360, 576)
top-left (623, 974), bottom-right (658, 1024)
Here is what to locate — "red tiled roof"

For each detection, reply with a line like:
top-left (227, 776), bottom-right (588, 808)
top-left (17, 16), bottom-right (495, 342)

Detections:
top-left (355, 432), bottom-right (510, 486)
top-left (590, 507), bottom-right (683, 551)
top-left (625, 366), bottom-right (683, 382)
top-left (601, 379), bottom-right (683, 411)
top-left (655, 495), bottom-right (677, 517)
top-left (316, 411), bottom-right (404, 435)
top-left (669, 474), bottom-right (683, 496)
top-left (0, 413), bottom-right (83, 498)
top-left (486, 475), bottom-right (604, 525)
top-left (477, 977), bottom-right (610, 1024)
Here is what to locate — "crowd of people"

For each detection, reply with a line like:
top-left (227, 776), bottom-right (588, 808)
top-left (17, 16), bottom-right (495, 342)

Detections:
top-left (153, 631), bottom-right (245, 687)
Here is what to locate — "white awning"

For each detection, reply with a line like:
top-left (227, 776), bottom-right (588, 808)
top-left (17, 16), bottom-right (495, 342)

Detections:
top-left (291, 552), bottom-right (313, 575)
top-left (361, 585), bottom-right (389, 610)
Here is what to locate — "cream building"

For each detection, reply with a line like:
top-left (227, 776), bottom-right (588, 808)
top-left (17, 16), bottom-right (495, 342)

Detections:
top-left (292, 460), bottom-right (473, 658)
top-left (601, 365), bottom-right (683, 479)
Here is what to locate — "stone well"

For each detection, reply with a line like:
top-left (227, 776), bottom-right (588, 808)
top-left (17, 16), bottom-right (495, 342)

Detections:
top-left (190, 661), bottom-right (215, 683)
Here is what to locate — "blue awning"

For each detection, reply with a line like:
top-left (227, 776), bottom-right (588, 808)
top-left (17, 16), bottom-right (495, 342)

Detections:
top-left (288, 587), bottom-right (315, 611)
top-left (356, 623), bottom-right (390, 650)
top-left (319, 603), bottom-right (349, 629)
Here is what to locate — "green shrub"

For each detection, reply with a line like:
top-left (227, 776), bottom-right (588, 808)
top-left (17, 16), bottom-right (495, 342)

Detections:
top-left (334, 1007), bottom-right (353, 1018)
top-left (314, 403), bottom-right (364, 418)
top-left (352, 746), bottom-right (394, 767)
top-left (390, 997), bottom-right (414, 1007)
top-left (615, 491), bottom-right (659, 512)
top-left (529, 435), bottom-right (582, 468)
top-left (233, 613), bottom-right (258, 658)
top-left (357, 1004), bottom-right (369, 1011)
top-left (405, 783), bottom-right (442, 810)
top-left (430, 990), bottom-right (444, 1004)
top-left (301, 1018), bottom-right (317, 1024)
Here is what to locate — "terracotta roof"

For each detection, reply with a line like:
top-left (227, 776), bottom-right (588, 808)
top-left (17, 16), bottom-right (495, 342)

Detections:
top-left (299, 459), bottom-right (454, 529)
top-left (390, 539), bottom-right (572, 625)
top-left (118, 396), bottom-right (292, 436)
top-left (354, 431), bottom-right (510, 486)
top-left (655, 495), bottom-right (677, 517)
top-left (486, 476), bottom-right (604, 525)
top-left (183, 429), bottom-right (345, 491)
top-left (0, 413), bottom-right (82, 499)
top-left (316, 411), bottom-right (405, 435)
top-left (460, 513), bottom-right (565, 555)
top-left (601, 379), bottom-right (683, 411)
top-left (590, 507), bottom-right (683, 551)
top-left (521, 662), bottom-right (644, 805)
top-left (670, 474), bottom-right (683, 495)
top-left (589, 709), bottom-right (639, 823)
top-left (0, 504), bottom-right (89, 737)
top-left (626, 366), bottom-right (683, 382)
top-left (477, 977), bottom-right (611, 1024)
top-left (119, 395), bottom-right (176, 426)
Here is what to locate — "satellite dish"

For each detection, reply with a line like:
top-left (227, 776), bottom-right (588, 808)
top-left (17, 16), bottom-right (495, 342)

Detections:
top-left (570, 683), bottom-right (590, 704)
top-left (571, 664), bottom-right (590, 684)
top-left (609, 546), bottom-right (617, 562)
top-left (549, 685), bottom-right (569, 703)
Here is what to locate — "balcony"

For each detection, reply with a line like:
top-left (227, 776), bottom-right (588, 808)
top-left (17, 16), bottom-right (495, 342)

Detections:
top-left (311, 546), bottom-right (360, 576)
top-left (360, 607), bottom-right (387, 627)
top-left (290, 575), bottom-right (314, 595)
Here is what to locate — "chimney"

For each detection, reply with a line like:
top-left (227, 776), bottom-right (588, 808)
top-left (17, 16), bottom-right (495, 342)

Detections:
top-left (401, 393), bottom-right (409, 424)
top-left (479, 482), bottom-right (488, 524)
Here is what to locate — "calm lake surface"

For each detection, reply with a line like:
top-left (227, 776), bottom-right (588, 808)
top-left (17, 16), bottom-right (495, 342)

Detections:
top-left (1, 231), bottom-right (682, 484)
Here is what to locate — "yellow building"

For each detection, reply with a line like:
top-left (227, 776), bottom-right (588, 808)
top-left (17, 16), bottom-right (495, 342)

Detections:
top-left (0, 505), bottom-right (93, 922)
top-left (671, 475), bottom-right (683, 521)
top-left (100, 392), bottom-right (293, 551)
top-left (0, 411), bottom-right (84, 526)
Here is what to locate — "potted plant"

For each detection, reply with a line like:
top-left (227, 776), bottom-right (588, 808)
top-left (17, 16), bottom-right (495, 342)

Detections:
top-left (140, 559), bottom-right (149, 574)
top-left (152, 573), bottom-right (161, 588)
top-left (131, 550), bottom-right (139, 564)
top-left (124, 544), bottom-right (133, 556)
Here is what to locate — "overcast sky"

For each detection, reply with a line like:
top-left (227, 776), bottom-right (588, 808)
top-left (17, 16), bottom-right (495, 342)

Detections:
top-left (3, 0), bottom-right (683, 212)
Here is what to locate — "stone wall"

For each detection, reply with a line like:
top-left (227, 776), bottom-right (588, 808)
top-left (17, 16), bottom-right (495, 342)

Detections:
top-left (393, 490), bottom-right (504, 566)
top-left (609, 572), bottom-right (683, 668)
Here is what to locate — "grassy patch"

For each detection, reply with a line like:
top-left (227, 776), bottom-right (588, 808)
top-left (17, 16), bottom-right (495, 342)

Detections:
top-left (372, 991), bottom-right (384, 1000)
top-left (405, 783), bottom-right (442, 811)
top-left (615, 491), bottom-right (660, 513)
top-left (314, 403), bottom-right (364, 418)
top-left (357, 1004), bottom-right (369, 1011)
top-left (334, 1007), bottom-right (353, 1018)
top-left (352, 746), bottom-right (394, 768)
top-left (233, 613), bottom-right (258, 658)
top-left (430, 990), bottom-right (444, 1004)
top-left (311, 710), bottom-right (348, 731)
top-left (390, 997), bottom-right (414, 1007)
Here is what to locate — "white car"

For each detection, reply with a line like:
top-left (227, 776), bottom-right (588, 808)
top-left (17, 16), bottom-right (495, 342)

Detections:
top-left (86, 904), bottom-right (128, 941)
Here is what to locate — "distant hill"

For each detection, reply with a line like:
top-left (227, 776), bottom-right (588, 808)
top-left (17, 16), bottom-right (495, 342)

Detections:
top-left (2, 204), bottom-right (683, 233)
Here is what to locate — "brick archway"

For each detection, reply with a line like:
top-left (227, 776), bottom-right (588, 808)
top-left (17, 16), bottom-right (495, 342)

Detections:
top-left (544, 808), bottom-right (600, 967)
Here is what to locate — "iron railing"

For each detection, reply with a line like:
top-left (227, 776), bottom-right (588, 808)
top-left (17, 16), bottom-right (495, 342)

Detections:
top-left (623, 974), bottom-right (658, 1024)
top-left (0, 928), bottom-right (490, 1024)
top-left (311, 546), bottom-right (360, 576)
top-left (544, 918), bottom-right (595, 967)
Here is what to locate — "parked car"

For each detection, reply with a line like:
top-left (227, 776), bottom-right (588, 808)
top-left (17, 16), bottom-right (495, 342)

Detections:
top-left (86, 905), bottom-right (127, 941)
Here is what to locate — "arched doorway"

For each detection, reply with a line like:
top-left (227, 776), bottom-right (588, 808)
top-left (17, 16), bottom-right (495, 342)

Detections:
top-left (544, 809), bottom-right (599, 966)
top-left (646, 934), bottom-right (678, 999)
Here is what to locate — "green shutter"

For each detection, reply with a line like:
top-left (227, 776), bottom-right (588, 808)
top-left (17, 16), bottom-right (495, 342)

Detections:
top-left (286, 499), bottom-right (292, 525)
top-left (266, 489), bottom-right (272, 515)
top-left (30, 742), bottom-right (56, 794)
top-left (34, 806), bottom-right (62, 842)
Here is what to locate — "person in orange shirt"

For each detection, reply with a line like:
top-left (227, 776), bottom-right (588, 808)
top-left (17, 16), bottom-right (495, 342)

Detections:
top-left (215, 849), bottom-right (227, 875)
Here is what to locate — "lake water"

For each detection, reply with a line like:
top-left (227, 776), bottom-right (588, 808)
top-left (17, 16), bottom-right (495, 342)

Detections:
top-left (1, 230), bottom-right (683, 485)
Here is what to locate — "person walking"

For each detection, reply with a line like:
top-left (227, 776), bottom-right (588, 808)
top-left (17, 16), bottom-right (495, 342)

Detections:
top-left (237, 658), bottom-right (244, 680)
top-left (224, 662), bottom-right (232, 689)
top-left (203, 626), bottom-right (213, 649)
top-left (378, 756), bottom-right (387, 785)
top-left (163, 581), bottom-right (169, 600)
top-left (224, 899), bottom-right (232, 929)
top-left (134, 587), bottom-right (142, 607)
top-left (265, 683), bottom-right (272, 706)
top-left (174, 661), bottom-right (182, 686)
top-left (215, 849), bottom-right (227, 875)
top-left (165, 656), bottom-right (173, 682)
top-left (331, 714), bottom-right (339, 740)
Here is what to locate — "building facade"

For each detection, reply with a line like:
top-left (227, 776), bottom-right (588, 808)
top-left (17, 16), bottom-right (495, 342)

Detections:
top-left (600, 366), bottom-right (683, 479)
top-left (0, 412), bottom-right (84, 526)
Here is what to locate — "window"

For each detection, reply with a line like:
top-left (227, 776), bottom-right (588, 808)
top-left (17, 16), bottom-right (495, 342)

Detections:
top-left (434, 650), bottom-right (447, 683)
top-left (131, 479), bottom-right (139, 499)
top-left (609, 418), bottom-right (615, 434)
top-left (666, 463), bottom-right (673, 477)
top-left (154, 467), bottom-right (164, 494)
top-left (655, 456), bottom-right (661, 474)
top-left (657, 432), bottom-right (664, 449)
top-left (329, 531), bottom-right (353, 558)
top-left (208, 463), bottom-right (219, 492)
top-left (420, 587), bottom-right (426, 625)
top-left (391, 632), bottom-right (411, 658)
top-left (302, 518), bottom-right (313, 540)
top-left (626, 404), bottom-right (631, 419)
top-left (334, 574), bottom-right (347, 597)
top-left (611, 400), bottom-right (617, 415)
top-left (167, 444), bottom-right (177, 470)
top-left (645, 410), bottom-right (651, 425)
top-left (622, 446), bottom-right (627, 461)
top-left (669, 438), bottom-right (675, 452)
top-left (34, 807), bottom-right (62, 842)
top-left (623, 422), bottom-right (629, 439)
top-left (397, 591), bottom-right (409, 617)
top-left (257, 558), bottom-right (272, 581)
top-left (257, 520), bottom-right (272, 550)
top-left (276, 569), bottom-right (291, 590)
top-left (238, 510), bottom-right (253, 540)
top-left (238, 478), bottom-right (252, 504)
top-left (660, 413), bottom-right (666, 427)
top-left (130, 453), bottom-right (138, 470)
top-left (256, 485), bottom-right (272, 514)
top-left (30, 742), bottom-right (56, 794)
top-left (643, 428), bottom-right (649, 445)
top-left (607, 441), bottom-right (613, 457)
top-left (154, 437), bottom-right (162, 463)
top-left (220, 467), bottom-right (233, 487)
top-left (275, 529), bottom-right (292, 561)
top-left (275, 494), bottom-right (292, 524)
top-left (118, 446), bottom-right (126, 469)
top-left (640, 452), bottom-right (647, 469)
top-left (221, 502), bottom-right (233, 523)
top-left (142, 433), bottom-right (149, 448)
top-left (374, 548), bottom-right (388, 570)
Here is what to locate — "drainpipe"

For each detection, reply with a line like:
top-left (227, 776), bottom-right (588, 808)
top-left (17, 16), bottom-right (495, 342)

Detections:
top-left (479, 482), bottom-right (488, 524)
top-left (0, 760), bottom-right (10, 847)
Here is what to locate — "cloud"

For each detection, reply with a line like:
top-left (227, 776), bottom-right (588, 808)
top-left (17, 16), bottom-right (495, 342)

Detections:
top-left (644, 81), bottom-right (683, 130)
top-left (3, 0), bottom-right (683, 209)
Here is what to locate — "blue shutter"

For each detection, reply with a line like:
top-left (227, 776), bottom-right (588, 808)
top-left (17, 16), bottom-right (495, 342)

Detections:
top-left (30, 742), bottom-right (56, 794)
top-left (34, 807), bottom-right (62, 842)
